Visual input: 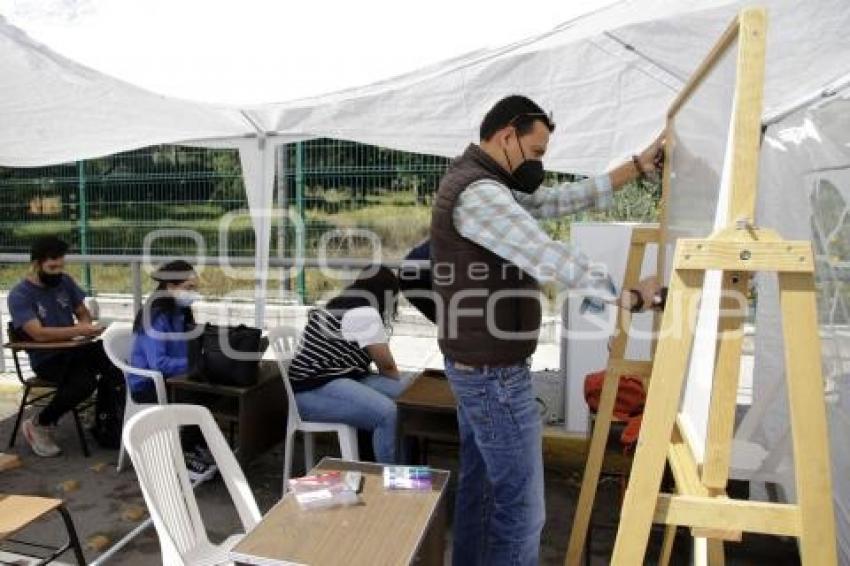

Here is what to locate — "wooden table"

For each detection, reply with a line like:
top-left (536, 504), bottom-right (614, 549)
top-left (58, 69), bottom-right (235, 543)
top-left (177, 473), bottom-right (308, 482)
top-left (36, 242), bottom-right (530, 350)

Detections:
top-left (396, 369), bottom-right (459, 464)
top-left (231, 458), bottom-right (450, 566)
top-left (0, 494), bottom-right (85, 564)
top-left (167, 360), bottom-right (286, 464)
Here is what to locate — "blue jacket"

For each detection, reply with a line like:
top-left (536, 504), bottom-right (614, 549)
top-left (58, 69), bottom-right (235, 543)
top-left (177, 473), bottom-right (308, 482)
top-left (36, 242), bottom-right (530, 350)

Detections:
top-left (129, 311), bottom-right (189, 394)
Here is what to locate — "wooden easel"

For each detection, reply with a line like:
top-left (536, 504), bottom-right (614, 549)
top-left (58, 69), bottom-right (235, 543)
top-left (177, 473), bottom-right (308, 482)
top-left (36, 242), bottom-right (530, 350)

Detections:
top-left (564, 224), bottom-right (665, 566)
top-left (609, 8), bottom-right (837, 565)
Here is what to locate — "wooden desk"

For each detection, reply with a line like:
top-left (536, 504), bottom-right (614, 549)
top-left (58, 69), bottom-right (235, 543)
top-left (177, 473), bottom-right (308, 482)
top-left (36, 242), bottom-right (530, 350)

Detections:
top-left (231, 458), bottom-right (450, 566)
top-left (167, 360), bottom-right (286, 464)
top-left (396, 369), bottom-right (459, 464)
top-left (0, 494), bottom-right (85, 564)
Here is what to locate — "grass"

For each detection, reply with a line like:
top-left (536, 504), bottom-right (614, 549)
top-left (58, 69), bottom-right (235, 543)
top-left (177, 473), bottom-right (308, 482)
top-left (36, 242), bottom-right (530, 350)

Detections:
top-left (308, 203), bottom-right (431, 258)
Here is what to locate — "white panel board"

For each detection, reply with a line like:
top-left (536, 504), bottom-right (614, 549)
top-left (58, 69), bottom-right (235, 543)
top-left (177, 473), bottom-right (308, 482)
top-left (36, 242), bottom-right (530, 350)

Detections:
top-left (665, 37), bottom-right (739, 463)
top-left (564, 222), bottom-right (657, 434)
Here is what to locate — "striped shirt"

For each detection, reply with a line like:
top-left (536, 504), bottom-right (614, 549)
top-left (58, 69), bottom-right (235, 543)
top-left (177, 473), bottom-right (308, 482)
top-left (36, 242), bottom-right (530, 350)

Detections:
top-left (287, 308), bottom-right (374, 392)
top-left (453, 175), bottom-right (617, 301)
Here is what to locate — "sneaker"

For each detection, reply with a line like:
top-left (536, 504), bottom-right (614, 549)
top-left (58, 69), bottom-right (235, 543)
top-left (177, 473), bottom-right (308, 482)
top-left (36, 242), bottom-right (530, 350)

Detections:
top-left (193, 446), bottom-right (215, 465)
top-left (184, 449), bottom-right (217, 483)
top-left (22, 417), bottom-right (62, 457)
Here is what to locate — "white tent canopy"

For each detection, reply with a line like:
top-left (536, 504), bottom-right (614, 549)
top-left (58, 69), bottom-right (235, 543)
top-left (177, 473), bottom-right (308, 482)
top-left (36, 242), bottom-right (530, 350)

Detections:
top-left (0, 15), bottom-right (254, 166)
top-left (0, 0), bottom-right (612, 106)
top-left (1, 0), bottom-right (848, 307)
top-left (0, 15), bottom-right (279, 320)
top-left (2, 4), bottom-right (850, 556)
top-left (246, 0), bottom-right (850, 174)
top-left (5, 0), bottom-right (850, 172)
top-left (3, 0), bottom-right (848, 323)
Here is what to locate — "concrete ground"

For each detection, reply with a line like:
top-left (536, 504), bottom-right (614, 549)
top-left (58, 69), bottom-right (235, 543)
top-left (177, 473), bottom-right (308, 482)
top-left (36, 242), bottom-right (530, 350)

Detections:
top-left (0, 387), bottom-right (801, 565)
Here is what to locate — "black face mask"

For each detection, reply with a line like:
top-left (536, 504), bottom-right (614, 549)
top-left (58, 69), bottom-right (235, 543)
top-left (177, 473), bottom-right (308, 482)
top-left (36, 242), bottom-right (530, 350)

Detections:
top-left (504, 138), bottom-right (545, 194)
top-left (38, 270), bottom-right (63, 288)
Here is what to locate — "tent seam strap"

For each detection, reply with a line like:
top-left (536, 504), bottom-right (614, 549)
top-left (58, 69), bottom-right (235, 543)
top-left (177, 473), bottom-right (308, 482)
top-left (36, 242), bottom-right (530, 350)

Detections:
top-left (601, 31), bottom-right (685, 92)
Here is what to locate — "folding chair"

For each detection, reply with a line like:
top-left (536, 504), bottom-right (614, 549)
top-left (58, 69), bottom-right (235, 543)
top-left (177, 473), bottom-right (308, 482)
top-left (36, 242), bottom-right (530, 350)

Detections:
top-left (4, 323), bottom-right (92, 457)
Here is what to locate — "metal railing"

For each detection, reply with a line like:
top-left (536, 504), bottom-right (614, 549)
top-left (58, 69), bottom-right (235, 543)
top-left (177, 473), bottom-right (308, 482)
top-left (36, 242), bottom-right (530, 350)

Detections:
top-left (0, 253), bottom-right (428, 317)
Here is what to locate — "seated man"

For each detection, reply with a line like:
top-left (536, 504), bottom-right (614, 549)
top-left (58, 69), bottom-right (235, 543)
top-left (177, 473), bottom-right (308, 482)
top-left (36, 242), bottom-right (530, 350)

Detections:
top-left (7, 236), bottom-right (118, 457)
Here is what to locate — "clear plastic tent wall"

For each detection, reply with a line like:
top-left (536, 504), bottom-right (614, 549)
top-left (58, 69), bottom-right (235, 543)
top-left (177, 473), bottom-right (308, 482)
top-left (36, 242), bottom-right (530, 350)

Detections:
top-left (750, 91), bottom-right (850, 562)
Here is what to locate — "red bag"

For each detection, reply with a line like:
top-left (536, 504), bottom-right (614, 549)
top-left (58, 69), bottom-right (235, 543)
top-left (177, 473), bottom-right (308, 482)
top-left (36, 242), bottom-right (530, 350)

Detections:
top-left (583, 370), bottom-right (646, 450)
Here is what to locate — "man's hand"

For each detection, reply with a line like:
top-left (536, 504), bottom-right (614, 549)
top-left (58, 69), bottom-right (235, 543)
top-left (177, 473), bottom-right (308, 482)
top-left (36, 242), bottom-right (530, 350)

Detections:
top-left (618, 276), bottom-right (664, 312)
top-left (635, 276), bottom-right (664, 312)
top-left (638, 131), bottom-right (665, 176)
top-left (77, 323), bottom-right (105, 337)
top-left (21, 319), bottom-right (103, 342)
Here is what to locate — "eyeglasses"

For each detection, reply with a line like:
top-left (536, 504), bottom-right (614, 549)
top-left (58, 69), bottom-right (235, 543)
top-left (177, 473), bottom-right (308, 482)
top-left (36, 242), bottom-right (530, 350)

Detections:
top-left (509, 111), bottom-right (556, 130)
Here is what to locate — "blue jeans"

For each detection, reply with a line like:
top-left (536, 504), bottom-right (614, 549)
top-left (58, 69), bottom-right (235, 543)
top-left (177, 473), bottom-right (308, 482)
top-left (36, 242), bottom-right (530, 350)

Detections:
top-left (295, 373), bottom-right (413, 464)
top-left (445, 358), bottom-right (545, 566)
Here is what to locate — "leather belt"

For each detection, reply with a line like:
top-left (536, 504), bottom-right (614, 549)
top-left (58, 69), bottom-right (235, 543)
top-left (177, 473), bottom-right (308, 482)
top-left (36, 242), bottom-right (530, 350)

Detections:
top-left (452, 358), bottom-right (530, 372)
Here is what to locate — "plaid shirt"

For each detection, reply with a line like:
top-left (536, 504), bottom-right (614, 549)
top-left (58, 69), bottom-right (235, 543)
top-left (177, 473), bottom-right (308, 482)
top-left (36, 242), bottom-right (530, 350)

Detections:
top-left (453, 175), bottom-right (617, 300)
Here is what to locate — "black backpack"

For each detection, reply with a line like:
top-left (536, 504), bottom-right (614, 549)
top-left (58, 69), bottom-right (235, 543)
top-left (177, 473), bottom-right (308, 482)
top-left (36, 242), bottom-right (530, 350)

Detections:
top-left (192, 323), bottom-right (264, 387)
top-left (91, 370), bottom-right (126, 449)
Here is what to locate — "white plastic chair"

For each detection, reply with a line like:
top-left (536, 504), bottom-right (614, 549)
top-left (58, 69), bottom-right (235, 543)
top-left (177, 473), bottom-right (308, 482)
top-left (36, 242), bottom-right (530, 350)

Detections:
top-left (267, 326), bottom-right (359, 495)
top-left (122, 404), bottom-right (260, 566)
top-left (102, 323), bottom-right (168, 472)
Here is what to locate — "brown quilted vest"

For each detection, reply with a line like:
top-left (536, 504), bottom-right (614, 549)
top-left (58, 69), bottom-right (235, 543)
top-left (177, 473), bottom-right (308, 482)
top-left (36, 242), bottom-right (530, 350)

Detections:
top-left (430, 144), bottom-right (542, 366)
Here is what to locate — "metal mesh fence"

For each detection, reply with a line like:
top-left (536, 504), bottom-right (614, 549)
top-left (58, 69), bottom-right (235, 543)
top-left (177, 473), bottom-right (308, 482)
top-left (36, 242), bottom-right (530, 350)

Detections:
top-left (0, 141), bottom-right (451, 301)
top-left (278, 139), bottom-right (447, 261)
top-left (0, 139), bottom-right (659, 302)
top-left (0, 146), bottom-right (249, 256)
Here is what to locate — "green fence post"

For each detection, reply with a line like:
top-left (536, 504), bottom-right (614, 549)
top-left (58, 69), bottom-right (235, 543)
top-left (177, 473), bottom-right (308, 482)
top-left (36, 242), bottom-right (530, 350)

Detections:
top-left (276, 144), bottom-right (288, 298)
top-left (295, 142), bottom-right (306, 303)
top-left (77, 161), bottom-right (92, 293)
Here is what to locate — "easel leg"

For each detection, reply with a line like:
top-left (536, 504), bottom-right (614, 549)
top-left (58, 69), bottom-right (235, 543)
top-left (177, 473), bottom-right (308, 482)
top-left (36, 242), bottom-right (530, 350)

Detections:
top-left (565, 236), bottom-right (647, 566)
top-left (779, 272), bottom-right (837, 564)
top-left (564, 368), bottom-right (620, 565)
top-left (707, 538), bottom-right (725, 566)
top-left (659, 525), bottom-right (677, 566)
top-left (611, 269), bottom-right (703, 565)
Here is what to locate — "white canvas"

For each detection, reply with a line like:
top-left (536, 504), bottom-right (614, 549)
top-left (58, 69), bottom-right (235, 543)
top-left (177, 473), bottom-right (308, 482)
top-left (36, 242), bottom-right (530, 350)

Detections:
top-left (664, 36), bottom-right (738, 462)
top-left (565, 223), bottom-right (657, 434)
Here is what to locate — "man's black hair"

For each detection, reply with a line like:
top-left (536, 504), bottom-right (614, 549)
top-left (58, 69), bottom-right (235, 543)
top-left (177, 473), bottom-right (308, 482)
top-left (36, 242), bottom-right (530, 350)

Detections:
top-left (479, 95), bottom-right (555, 141)
top-left (30, 236), bottom-right (69, 262)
